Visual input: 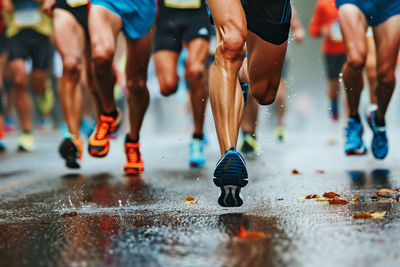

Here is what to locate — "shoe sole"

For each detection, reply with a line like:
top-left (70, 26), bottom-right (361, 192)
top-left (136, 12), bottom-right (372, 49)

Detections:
top-left (345, 147), bottom-right (367, 156)
top-left (124, 168), bottom-right (143, 176)
top-left (88, 144), bottom-right (109, 158)
top-left (218, 185), bottom-right (243, 207)
top-left (65, 156), bottom-right (80, 169)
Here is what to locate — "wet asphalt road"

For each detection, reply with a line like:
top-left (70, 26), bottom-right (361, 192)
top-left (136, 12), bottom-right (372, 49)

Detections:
top-left (1, 93), bottom-right (400, 267)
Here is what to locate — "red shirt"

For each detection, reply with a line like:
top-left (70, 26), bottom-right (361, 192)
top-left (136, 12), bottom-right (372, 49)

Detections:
top-left (309, 0), bottom-right (346, 55)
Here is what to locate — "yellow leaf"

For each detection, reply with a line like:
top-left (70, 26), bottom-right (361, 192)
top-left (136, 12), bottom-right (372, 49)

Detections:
top-left (352, 193), bottom-right (359, 201)
top-left (353, 211), bottom-right (386, 219)
top-left (296, 196), bottom-right (305, 200)
top-left (370, 211), bottom-right (386, 219)
top-left (184, 195), bottom-right (199, 205)
top-left (377, 189), bottom-right (397, 194)
top-left (316, 198), bottom-right (329, 202)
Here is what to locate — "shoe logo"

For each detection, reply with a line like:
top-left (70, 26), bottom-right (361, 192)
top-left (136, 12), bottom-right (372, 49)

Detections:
top-left (198, 27), bottom-right (208, 36)
top-left (223, 158), bottom-right (232, 172)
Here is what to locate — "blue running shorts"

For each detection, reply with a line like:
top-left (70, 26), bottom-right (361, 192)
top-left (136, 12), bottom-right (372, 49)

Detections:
top-left (91, 0), bottom-right (157, 40)
top-left (336, 0), bottom-right (400, 26)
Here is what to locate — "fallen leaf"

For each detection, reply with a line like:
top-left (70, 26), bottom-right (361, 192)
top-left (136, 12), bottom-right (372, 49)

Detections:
top-left (352, 193), bottom-right (359, 201)
top-left (40, 221), bottom-right (50, 225)
top-left (377, 189), bottom-right (397, 194)
top-left (296, 196), bottom-right (305, 200)
top-left (184, 195), bottom-right (199, 205)
top-left (62, 212), bottom-right (77, 217)
top-left (316, 198), bottom-right (329, 202)
top-left (378, 198), bottom-right (396, 203)
top-left (329, 198), bottom-right (349, 205)
top-left (305, 194), bottom-right (320, 199)
top-left (353, 211), bottom-right (386, 219)
top-left (292, 169), bottom-right (301, 175)
top-left (277, 198), bottom-right (284, 201)
top-left (236, 225), bottom-right (267, 240)
top-left (323, 192), bottom-right (341, 198)
top-left (371, 194), bottom-right (392, 199)
top-left (315, 170), bottom-right (325, 174)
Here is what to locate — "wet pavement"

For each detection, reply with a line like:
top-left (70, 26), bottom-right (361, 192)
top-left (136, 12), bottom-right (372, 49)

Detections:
top-left (1, 92), bottom-right (400, 267)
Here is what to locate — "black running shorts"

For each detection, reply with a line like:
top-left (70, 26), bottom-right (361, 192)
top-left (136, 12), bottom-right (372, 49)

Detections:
top-left (9, 29), bottom-right (53, 70)
top-left (324, 54), bottom-right (346, 79)
top-left (53, 0), bottom-right (89, 38)
top-left (154, 0), bottom-right (211, 52)
top-left (242, 0), bottom-right (291, 45)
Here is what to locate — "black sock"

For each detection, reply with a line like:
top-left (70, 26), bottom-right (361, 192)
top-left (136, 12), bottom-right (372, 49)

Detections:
top-left (103, 109), bottom-right (118, 118)
top-left (192, 133), bottom-right (204, 140)
top-left (350, 114), bottom-right (361, 123)
top-left (125, 134), bottom-right (138, 143)
top-left (375, 116), bottom-right (386, 127)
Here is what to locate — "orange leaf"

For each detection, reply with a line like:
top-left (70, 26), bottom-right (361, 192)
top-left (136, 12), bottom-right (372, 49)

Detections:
top-left (277, 198), bottom-right (284, 201)
top-left (377, 189), bottom-right (397, 194)
top-left (305, 194), bottom-right (320, 199)
top-left (184, 195), bottom-right (199, 205)
top-left (328, 198), bottom-right (349, 205)
top-left (353, 211), bottom-right (386, 219)
top-left (292, 169), bottom-right (301, 175)
top-left (236, 225), bottom-right (267, 240)
top-left (315, 170), bottom-right (325, 174)
top-left (323, 192), bottom-right (341, 198)
top-left (352, 193), bottom-right (359, 201)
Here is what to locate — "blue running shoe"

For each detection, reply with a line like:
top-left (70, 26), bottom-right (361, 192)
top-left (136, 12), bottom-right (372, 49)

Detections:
top-left (344, 118), bottom-right (367, 155)
top-left (213, 146), bottom-right (248, 207)
top-left (189, 138), bottom-right (206, 168)
top-left (367, 110), bottom-right (388, 159)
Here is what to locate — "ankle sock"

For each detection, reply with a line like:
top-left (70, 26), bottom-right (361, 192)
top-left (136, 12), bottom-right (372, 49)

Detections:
top-left (192, 133), bottom-right (204, 140)
top-left (350, 114), bottom-right (361, 123)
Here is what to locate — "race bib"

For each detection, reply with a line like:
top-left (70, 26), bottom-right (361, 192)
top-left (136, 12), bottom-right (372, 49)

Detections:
top-left (164, 0), bottom-right (201, 9)
top-left (329, 20), bottom-right (342, 42)
top-left (66, 0), bottom-right (89, 8)
top-left (14, 8), bottom-right (40, 26)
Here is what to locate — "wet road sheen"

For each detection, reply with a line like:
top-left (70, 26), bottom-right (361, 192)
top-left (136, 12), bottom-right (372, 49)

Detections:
top-left (1, 127), bottom-right (400, 266)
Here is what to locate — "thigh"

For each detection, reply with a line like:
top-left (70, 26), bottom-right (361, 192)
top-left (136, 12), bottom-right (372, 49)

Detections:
top-left (53, 9), bottom-right (86, 62)
top-left (186, 38), bottom-right (209, 66)
top-left (373, 15), bottom-right (400, 76)
top-left (154, 50), bottom-right (179, 80)
top-left (125, 27), bottom-right (154, 82)
top-left (246, 31), bottom-right (287, 93)
top-left (338, 4), bottom-right (368, 59)
top-left (88, 5), bottom-right (122, 57)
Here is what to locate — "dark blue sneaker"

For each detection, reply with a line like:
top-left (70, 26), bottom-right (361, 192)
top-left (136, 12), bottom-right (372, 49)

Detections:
top-left (344, 118), bottom-right (367, 155)
top-left (213, 146), bottom-right (248, 207)
top-left (367, 110), bottom-right (388, 159)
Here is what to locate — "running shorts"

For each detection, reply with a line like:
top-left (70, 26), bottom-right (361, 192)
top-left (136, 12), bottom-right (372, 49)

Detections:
top-left (154, 0), bottom-right (211, 52)
top-left (9, 29), bottom-right (53, 70)
top-left (53, 0), bottom-right (89, 38)
top-left (242, 0), bottom-right (291, 45)
top-left (90, 0), bottom-right (157, 40)
top-left (323, 54), bottom-right (346, 79)
top-left (336, 0), bottom-right (400, 26)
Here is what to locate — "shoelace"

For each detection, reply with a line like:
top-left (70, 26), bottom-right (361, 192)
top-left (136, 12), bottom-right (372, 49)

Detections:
top-left (95, 121), bottom-right (110, 139)
top-left (127, 148), bottom-right (139, 163)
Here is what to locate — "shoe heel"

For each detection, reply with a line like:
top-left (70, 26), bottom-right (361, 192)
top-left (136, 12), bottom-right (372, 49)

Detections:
top-left (218, 185), bottom-right (243, 207)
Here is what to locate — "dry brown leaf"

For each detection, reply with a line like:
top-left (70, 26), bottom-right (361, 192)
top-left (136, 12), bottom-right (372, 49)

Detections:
top-left (323, 192), bottom-right (341, 198)
top-left (315, 170), bottom-right (325, 174)
top-left (329, 198), bottom-right (349, 205)
top-left (377, 189), bottom-right (397, 194)
top-left (378, 198), bottom-right (396, 203)
top-left (352, 193), bottom-right (359, 201)
top-left (353, 211), bottom-right (386, 219)
top-left (292, 169), bottom-right (301, 175)
top-left (277, 198), bottom-right (284, 201)
top-left (305, 194), bottom-right (320, 199)
top-left (184, 195), bottom-right (199, 205)
top-left (236, 225), bottom-right (267, 240)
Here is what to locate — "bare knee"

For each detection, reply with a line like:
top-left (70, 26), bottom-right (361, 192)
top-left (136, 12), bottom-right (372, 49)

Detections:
top-left (92, 43), bottom-right (114, 72)
top-left (251, 78), bottom-right (281, 105)
top-left (185, 61), bottom-right (205, 85)
top-left (159, 75), bottom-right (178, 96)
top-left (220, 28), bottom-right (246, 61)
top-left (63, 57), bottom-right (81, 82)
top-left (127, 76), bottom-right (148, 96)
top-left (377, 67), bottom-right (395, 87)
top-left (347, 51), bottom-right (366, 71)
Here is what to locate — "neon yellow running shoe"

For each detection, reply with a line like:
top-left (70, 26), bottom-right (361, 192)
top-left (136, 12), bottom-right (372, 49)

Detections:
top-left (239, 133), bottom-right (260, 157)
top-left (276, 126), bottom-right (285, 142)
top-left (17, 132), bottom-right (34, 152)
top-left (37, 80), bottom-right (55, 116)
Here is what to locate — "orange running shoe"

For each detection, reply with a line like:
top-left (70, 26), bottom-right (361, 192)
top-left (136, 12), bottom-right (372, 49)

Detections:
top-left (123, 136), bottom-right (144, 175)
top-left (88, 109), bottom-right (122, 158)
top-left (59, 135), bottom-right (82, 168)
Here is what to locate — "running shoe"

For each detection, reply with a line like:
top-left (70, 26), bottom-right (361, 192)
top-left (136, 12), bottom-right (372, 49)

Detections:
top-left (344, 118), bottom-right (367, 155)
top-left (329, 100), bottom-right (339, 121)
top-left (59, 135), bottom-right (82, 169)
top-left (36, 81), bottom-right (55, 116)
top-left (240, 133), bottom-right (259, 157)
top-left (0, 140), bottom-right (5, 152)
top-left (189, 138), bottom-right (206, 168)
top-left (213, 146), bottom-right (248, 207)
top-left (123, 136), bottom-right (144, 175)
top-left (367, 110), bottom-right (388, 159)
top-left (88, 109), bottom-right (122, 157)
top-left (276, 126), bottom-right (285, 142)
top-left (17, 132), bottom-right (34, 152)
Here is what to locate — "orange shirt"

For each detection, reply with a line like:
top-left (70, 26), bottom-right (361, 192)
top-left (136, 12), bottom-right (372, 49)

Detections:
top-left (309, 0), bottom-right (346, 55)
